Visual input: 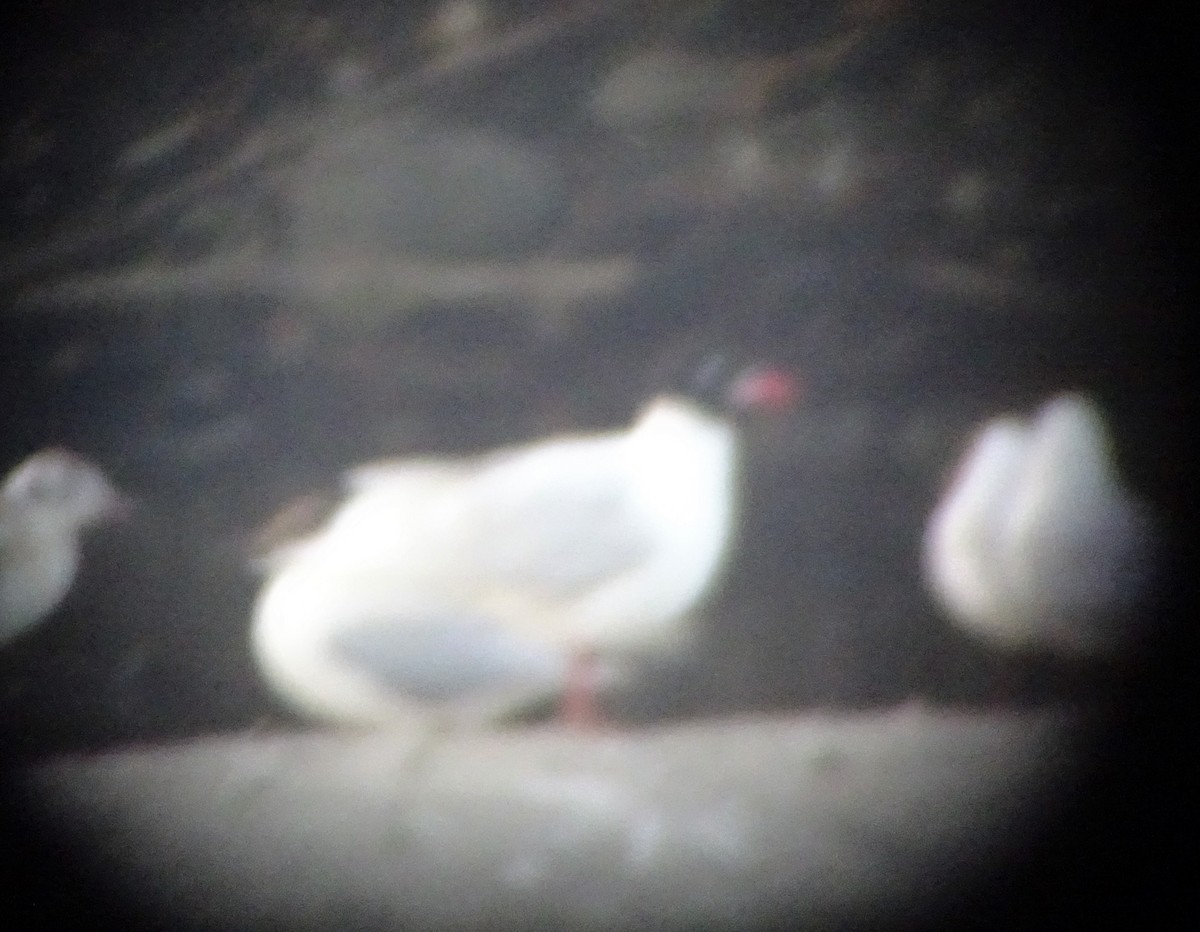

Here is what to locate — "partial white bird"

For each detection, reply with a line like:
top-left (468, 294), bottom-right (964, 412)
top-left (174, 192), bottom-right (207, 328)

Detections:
top-left (1, 449), bottom-right (129, 646)
top-left (922, 393), bottom-right (1156, 657)
top-left (251, 362), bottom-right (798, 727)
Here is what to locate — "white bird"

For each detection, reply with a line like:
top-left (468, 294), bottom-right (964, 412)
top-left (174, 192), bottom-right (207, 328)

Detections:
top-left (922, 393), bottom-right (1156, 657)
top-left (1, 449), bottom-right (129, 646)
top-left (251, 362), bottom-right (798, 727)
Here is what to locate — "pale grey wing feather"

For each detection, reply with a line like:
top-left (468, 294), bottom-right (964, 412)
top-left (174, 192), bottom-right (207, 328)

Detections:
top-left (1016, 397), bottom-right (1157, 616)
top-left (344, 456), bottom-right (473, 494)
top-left (331, 613), bottom-right (569, 703)
top-left (467, 442), bottom-right (655, 595)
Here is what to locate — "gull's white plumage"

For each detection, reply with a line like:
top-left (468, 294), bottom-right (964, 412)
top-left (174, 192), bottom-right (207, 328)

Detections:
top-left (922, 393), bottom-right (1155, 656)
top-left (1, 449), bottom-right (127, 645)
top-left (252, 391), bottom-right (757, 726)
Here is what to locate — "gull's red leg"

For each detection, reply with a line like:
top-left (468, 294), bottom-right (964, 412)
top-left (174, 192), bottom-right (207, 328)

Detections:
top-left (559, 649), bottom-right (603, 727)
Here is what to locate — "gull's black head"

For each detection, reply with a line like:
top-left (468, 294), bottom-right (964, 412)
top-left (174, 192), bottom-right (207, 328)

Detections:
top-left (665, 351), bottom-right (800, 415)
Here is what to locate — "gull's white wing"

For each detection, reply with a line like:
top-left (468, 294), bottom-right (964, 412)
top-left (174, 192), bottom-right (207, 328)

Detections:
top-left (923, 416), bottom-right (1030, 633)
top-left (462, 436), bottom-right (657, 597)
top-left (318, 437), bottom-right (655, 597)
top-left (329, 610), bottom-right (570, 708)
top-left (1002, 394), bottom-right (1156, 648)
top-left (344, 456), bottom-right (474, 493)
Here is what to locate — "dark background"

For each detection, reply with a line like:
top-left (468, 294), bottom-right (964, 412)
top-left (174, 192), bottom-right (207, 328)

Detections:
top-left (1, 0), bottom-right (1193, 927)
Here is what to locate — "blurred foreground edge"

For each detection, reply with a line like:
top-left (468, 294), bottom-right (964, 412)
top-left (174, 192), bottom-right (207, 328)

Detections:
top-left (1, 705), bottom-right (1170, 930)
